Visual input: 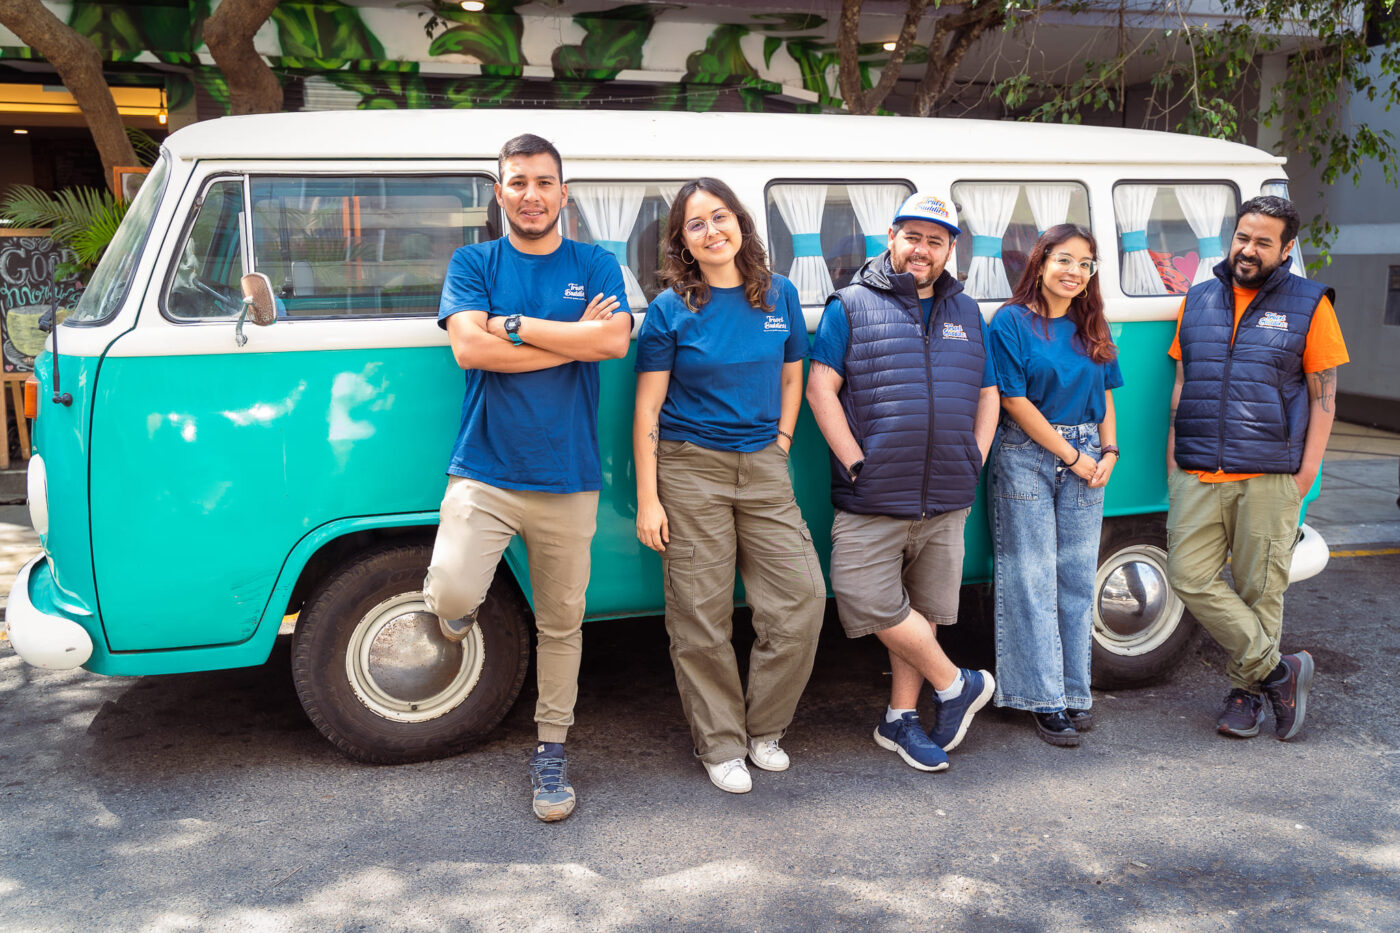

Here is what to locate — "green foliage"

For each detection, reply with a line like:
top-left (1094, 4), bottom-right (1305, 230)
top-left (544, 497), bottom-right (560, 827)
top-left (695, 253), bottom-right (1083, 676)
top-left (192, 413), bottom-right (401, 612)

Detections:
top-left (68, 0), bottom-right (208, 66)
top-left (553, 4), bottom-right (668, 81)
top-left (428, 1), bottom-right (529, 76)
top-left (685, 24), bottom-right (760, 84)
top-left (272, 0), bottom-right (386, 70)
top-left (125, 128), bottom-right (161, 168)
top-left (0, 185), bottom-right (129, 278)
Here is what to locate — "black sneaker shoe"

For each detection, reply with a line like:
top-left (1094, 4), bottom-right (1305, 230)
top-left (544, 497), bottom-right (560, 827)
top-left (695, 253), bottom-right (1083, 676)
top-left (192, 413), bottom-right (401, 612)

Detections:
top-left (1262, 651), bottom-right (1314, 741)
top-left (1216, 688), bottom-right (1265, 737)
top-left (528, 742), bottom-right (576, 822)
top-left (1066, 708), bottom-right (1094, 731)
top-left (1032, 711), bottom-right (1080, 747)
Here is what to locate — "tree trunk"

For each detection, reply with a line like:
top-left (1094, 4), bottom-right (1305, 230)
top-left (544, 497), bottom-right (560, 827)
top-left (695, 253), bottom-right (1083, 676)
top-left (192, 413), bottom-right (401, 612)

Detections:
top-left (910, 6), bottom-right (1007, 118)
top-left (0, 0), bottom-right (138, 193)
top-left (838, 0), bottom-right (932, 115)
top-left (202, 0), bottom-right (284, 115)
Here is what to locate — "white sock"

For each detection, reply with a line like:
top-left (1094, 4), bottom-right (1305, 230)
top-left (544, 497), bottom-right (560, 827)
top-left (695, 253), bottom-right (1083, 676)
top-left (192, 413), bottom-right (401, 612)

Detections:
top-left (886, 706), bottom-right (915, 723)
top-left (935, 671), bottom-right (966, 703)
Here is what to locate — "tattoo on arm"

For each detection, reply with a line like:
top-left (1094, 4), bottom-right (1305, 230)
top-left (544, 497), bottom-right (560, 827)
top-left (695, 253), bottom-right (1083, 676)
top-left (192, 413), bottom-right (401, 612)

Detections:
top-left (648, 423), bottom-right (660, 458)
top-left (1309, 368), bottom-right (1337, 414)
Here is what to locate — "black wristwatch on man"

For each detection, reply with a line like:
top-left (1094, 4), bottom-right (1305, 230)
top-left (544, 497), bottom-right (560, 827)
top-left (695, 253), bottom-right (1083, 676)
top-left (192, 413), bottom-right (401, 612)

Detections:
top-left (504, 314), bottom-right (524, 346)
top-left (847, 459), bottom-right (864, 482)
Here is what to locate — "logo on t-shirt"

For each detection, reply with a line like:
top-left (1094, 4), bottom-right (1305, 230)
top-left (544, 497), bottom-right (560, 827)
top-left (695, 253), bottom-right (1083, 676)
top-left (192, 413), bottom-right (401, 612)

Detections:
top-left (1258, 311), bottom-right (1289, 330)
top-left (564, 282), bottom-right (586, 300)
top-left (764, 313), bottom-right (787, 334)
top-left (942, 322), bottom-right (968, 341)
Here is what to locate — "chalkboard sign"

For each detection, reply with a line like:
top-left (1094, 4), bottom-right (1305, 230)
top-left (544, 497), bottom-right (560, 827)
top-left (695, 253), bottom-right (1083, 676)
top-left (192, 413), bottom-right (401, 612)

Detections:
top-left (0, 231), bottom-right (81, 372)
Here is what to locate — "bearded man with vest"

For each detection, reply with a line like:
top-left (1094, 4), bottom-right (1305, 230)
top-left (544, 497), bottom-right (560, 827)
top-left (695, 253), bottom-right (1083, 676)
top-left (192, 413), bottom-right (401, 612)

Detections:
top-left (1166, 195), bottom-right (1348, 742)
top-left (807, 192), bottom-right (999, 773)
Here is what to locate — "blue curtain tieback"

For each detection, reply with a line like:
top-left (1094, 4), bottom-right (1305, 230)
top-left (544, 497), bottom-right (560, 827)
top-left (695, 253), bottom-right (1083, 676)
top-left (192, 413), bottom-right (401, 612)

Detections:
top-left (1120, 230), bottom-right (1149, 253)
top-left (864, 234), bottom-right (885, 257)
top-left (792, 232), bottom-right (823, 258)
top-left (597, 239), bottom-right (628, 266)
top-left (971, 235), bottom-right (1002, 259)
top-left (1197, 235), bottom-right (1222, 257)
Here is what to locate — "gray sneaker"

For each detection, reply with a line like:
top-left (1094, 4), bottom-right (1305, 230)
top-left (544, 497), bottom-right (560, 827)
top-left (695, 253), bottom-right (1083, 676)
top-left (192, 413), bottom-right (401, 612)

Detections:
top-left (1262, 651), bottom-right (1315, 741)
top-left (1216, 688), bottom-right (1265, 738)
top-left (438, 611), bottom-right (477, 643)
top-left (529, 742), bottom-right (576, 822)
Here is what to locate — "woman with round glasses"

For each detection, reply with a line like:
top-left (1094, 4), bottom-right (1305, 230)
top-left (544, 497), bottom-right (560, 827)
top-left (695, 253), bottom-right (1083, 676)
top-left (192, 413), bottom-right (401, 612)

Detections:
top-left (986, 223), bottom-right (1122, 747)
top-left (632, 177), bottom-right (824, 794)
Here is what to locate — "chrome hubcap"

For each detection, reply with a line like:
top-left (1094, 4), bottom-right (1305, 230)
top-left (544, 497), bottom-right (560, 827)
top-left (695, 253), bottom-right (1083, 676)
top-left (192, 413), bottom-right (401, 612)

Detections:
top-left (346, 593), bottom-right (484, 722)
top-left (1093, 544), bottom-right (1184, 656)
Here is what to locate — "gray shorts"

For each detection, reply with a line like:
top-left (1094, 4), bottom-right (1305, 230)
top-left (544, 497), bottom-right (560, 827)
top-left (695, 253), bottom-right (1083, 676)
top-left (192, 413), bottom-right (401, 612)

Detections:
top-left (829, 507), bottom-right (969, 638)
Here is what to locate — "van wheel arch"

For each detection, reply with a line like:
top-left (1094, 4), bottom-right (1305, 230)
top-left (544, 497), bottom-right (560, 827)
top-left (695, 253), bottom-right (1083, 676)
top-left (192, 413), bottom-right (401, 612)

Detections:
top-left (290, 543), bottom-right (530, 764)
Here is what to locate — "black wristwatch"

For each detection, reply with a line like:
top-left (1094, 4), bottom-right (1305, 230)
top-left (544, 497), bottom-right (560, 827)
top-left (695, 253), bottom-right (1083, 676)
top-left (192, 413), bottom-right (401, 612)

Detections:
top-left (504, 314), bottom-right (524, 346)
top-left (847, 459), bottom-right (864, 482)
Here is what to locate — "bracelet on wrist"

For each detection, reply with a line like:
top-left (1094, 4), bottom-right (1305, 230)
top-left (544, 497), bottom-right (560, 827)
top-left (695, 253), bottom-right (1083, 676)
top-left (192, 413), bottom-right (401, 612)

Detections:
top-left (777, 429), bottom-right (793, 442)
top-left (1065, 449), bottom-right (1081, 467)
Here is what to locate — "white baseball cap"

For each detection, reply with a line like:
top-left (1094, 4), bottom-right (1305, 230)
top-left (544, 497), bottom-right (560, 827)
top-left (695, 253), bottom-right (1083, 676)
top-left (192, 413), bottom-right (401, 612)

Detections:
top-left (892, 192), bottom-right (960, 237)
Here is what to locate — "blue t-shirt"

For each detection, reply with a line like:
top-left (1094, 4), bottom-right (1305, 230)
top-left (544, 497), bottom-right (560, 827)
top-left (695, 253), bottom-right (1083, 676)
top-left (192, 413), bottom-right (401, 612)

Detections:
top-left (635, 275), bottom-right (809, 452)
top-left (437, 237), bottom-right (629, 493)
top-left (987, 304), bottom-right (1124, 425)
top-left (811, 295), bottom-right (998, 388)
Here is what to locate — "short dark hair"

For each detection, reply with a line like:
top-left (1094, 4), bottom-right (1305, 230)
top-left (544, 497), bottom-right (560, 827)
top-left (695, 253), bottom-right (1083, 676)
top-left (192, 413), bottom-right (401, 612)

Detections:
top-left (1236, 195), bottom-right (1300, 246)
top-left (498, 133), bottom-right (562, 179)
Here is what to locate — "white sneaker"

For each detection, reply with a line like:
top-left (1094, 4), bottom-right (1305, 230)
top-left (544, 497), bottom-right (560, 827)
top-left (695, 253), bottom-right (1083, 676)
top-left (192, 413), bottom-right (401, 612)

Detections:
top-left (747, 737), bottom-right (790, 772)
top-left (704, 757), bottom-right (752, 794)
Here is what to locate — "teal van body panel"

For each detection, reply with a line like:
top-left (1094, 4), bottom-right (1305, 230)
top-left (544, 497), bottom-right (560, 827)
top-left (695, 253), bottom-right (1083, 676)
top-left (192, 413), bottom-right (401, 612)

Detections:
top-left (1101, 320), bottom-right (1176, 520)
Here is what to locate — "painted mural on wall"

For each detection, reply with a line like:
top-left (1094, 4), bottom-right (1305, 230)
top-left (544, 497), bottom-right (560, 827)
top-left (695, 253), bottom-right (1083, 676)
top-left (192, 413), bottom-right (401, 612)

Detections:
top-left (0, 2), bottom-right (904, 116)
top-left (0, 233), bottom-right (79, 373)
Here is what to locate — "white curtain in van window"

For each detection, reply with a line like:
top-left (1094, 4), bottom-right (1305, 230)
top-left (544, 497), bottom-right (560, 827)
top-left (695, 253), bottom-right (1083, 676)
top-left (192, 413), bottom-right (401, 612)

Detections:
top-left (848, 184), bottom-right (908, 258)
top-left (959, 184), bottom-right (1018, 300)
top-left (1175, 185), bottom-right (1230, 285)
top-left (771, 184), bottom-right (833, 304)
top-left (1114, 185), bottom-right (1167, 295)
top-left (1026, 184), bottom-right (1076, 236)
top-left (569, 184), bottom-right (647, 309)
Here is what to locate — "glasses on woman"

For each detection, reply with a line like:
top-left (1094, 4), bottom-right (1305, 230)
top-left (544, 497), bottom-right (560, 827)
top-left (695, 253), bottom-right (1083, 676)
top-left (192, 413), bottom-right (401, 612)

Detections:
top-left (683, 210), bottom-right (735, 237)
top-left (1048, 253), bottom-right (1098, 276)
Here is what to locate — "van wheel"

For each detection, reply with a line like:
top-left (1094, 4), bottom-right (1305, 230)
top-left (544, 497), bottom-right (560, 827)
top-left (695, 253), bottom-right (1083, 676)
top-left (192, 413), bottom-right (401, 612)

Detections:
top-left (1091, 516), bottom-right (1199, 689)
top-left (291, 544), bottom-right (530, 764)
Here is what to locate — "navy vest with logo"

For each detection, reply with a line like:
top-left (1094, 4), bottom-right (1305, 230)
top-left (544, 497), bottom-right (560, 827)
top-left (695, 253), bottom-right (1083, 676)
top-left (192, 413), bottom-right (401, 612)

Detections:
top-left (1175, 259), bottom-right (1333, 475)
top-left (829, 254), bottom-right (986, 519)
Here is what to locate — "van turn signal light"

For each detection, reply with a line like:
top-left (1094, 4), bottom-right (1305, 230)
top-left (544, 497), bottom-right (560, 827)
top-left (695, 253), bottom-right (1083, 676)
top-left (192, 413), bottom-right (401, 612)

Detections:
top-left (24, 376), bottom-right (38, 420)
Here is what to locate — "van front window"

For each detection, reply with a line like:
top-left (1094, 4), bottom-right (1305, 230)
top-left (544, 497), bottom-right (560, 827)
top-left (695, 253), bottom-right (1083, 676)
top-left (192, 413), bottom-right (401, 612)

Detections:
top-left (67, 154), bottom-right (170, 325)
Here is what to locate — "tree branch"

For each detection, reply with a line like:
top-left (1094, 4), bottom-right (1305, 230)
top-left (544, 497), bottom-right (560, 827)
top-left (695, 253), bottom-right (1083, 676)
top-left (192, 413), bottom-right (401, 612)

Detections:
top-left (839, 0), bottom-right (932, 115)
top-left (202, 0), bottom-right (284, 115)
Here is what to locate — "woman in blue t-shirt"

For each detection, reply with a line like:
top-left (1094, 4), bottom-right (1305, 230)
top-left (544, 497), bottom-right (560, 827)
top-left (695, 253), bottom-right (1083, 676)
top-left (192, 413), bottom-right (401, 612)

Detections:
top-left (987, 224), bottom-right (1123, 747)
top-left (632, 177), bottom-right (825, 794)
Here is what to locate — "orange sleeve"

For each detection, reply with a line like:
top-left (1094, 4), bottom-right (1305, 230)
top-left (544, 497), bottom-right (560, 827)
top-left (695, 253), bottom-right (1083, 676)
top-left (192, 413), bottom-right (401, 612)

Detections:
top-left (1167, 298), bottom-right (1186, 360)
top-left (1302, 295), bottom-right (1349, 373)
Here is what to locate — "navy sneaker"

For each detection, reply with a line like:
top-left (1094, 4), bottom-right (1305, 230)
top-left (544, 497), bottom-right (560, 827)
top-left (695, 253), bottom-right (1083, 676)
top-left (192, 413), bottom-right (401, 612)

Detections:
top-left (873, 712), bottom-right (949, 772)
top-left (1262, 651), bottom-right (1315, 741)
top-left (1216, 689), bottom-right (1265, 738)
top-left (928, 669), bottom-right (995, 751)
top-left (528, 742), bottom-right (576, 822)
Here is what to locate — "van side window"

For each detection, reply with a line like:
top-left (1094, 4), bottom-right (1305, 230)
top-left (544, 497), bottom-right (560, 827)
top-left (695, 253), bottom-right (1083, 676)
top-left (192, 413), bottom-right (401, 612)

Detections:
top-left (248, 175), bottom-right (497, 319)
top-left (765, 182), bottom-right (913, 304)
top-left (165, 178), bottom-right (247, 321)
top-left (561, 182), bottom-right (678, 310)
top-left (1113, 182), bottom-right (1239, 296)
top-left (950, 182), bottom-right (1091, 301)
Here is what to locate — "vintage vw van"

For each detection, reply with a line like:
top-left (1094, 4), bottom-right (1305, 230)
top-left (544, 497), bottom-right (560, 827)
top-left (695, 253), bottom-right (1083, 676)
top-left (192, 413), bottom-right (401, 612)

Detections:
top-left (8, 110), bottom-right (1328, 762)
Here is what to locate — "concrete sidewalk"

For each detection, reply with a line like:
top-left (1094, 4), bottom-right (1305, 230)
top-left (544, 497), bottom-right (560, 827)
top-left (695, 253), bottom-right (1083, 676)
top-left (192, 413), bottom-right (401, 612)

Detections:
top-left (1, 422), bottom-right (1397, 628)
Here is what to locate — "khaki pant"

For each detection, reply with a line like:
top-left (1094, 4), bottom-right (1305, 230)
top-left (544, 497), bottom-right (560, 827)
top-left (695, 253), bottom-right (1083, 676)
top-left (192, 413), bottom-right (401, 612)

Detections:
top-left (1166, 470), bottom-right (1302, 690)
top-left (657, 440), bottom-right (826, 765)
top-left (423, 476), bottom-right (598, 743)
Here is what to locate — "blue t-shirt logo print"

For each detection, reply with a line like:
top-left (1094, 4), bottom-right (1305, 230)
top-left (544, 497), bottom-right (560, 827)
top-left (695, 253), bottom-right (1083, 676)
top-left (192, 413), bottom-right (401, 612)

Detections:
top-left (564, 282), bottom-right (586, 300)
top-left (763, 313), bottom-right (787, 333)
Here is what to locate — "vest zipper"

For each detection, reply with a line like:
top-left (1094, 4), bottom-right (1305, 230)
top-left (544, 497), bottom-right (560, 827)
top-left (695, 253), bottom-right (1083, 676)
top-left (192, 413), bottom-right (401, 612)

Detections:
top-left (1215, 283), bottom-right (1267, 472)
top-left (921, 315), bottom-right (934, 521)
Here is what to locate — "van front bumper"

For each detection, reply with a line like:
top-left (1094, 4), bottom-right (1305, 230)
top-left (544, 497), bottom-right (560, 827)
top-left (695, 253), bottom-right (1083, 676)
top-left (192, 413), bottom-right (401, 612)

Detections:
top-left (5, 556), bottom-right (93, 670)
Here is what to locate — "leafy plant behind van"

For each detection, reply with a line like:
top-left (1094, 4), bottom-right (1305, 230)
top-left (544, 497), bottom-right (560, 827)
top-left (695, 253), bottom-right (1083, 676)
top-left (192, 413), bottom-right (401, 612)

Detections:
top-left (0, 185), bottom-right (128, 281)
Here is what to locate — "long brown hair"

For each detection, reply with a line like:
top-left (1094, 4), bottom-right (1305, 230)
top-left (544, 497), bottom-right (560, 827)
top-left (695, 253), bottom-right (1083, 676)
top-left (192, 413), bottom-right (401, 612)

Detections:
top-left (1003, 223), bottom-right (1116, 364)
top-left (659, 177), bottom-right (773, 313)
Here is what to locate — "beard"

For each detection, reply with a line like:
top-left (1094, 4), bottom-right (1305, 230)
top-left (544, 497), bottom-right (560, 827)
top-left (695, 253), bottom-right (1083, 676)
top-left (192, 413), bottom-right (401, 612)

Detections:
top-left (505, 208), bottom-right (559, 241)
top-left (1229, 251), bottom-right (1282, 289)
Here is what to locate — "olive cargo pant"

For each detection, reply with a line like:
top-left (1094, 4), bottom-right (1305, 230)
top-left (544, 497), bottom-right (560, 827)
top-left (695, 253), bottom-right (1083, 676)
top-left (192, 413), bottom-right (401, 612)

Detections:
top-left (1166, 470), bottom-right (1302, 690)
top-left (657, 440), bottom-right (826, 765)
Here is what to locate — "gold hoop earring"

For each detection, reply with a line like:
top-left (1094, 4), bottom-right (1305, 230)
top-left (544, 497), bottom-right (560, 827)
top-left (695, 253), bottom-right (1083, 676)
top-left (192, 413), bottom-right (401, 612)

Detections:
top-left (681, 247), bottom-right (695, 264)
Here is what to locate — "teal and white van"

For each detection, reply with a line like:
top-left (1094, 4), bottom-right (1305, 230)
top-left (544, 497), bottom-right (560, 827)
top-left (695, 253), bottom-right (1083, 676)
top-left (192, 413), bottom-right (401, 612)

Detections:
top-left (9, 110), bottom-right (1329, 762)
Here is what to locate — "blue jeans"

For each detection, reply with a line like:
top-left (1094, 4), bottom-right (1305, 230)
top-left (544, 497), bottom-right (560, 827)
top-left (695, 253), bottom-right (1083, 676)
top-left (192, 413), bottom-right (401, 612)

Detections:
top-left (990, 419), bottom-right (1103, 712)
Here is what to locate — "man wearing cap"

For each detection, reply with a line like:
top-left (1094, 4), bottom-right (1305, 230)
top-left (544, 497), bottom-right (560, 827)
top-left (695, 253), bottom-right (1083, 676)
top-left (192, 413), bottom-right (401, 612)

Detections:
top-left (806, 192), bottom-right (1000, 772)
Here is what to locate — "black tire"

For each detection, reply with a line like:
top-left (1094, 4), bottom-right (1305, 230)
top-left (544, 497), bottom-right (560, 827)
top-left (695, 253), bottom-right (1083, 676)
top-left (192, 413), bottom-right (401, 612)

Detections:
top-left (291, 543), bottom-right (530, 764)
top-left (1090, 515), bottom-right (1200, 689)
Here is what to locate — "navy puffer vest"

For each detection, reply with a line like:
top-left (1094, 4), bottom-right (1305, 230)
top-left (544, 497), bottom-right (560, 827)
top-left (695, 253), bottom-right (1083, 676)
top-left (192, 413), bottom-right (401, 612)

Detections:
top-left (1175, 260), bottom-right (1333, 474)
top-left (829, 253), bottom-right (986, 519)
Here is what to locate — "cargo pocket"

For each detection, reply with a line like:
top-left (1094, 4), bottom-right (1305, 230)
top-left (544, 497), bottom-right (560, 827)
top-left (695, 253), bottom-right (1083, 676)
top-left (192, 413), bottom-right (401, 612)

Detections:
top-left (661, 541), bottom-right (697, 617)
top-left (796, 523), bottom-right (827, 600)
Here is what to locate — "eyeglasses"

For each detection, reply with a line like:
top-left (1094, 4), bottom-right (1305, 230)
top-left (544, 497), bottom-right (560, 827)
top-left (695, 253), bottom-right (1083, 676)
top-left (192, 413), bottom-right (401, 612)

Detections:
top-left (1049, 253), bottom-right (1098, 276)
top-left (683, 210), bottom-right (735, 237)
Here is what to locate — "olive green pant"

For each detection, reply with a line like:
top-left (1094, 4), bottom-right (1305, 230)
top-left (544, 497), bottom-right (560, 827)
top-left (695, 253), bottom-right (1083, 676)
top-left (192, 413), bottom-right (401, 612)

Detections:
top-left (1165, 470), bottom-right (1302, 690)
top-left (657, 440), bottom-right (826, 765)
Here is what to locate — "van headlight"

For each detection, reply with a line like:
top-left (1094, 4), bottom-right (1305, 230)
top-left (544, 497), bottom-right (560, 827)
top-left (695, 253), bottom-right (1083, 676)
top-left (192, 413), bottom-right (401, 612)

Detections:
top-left (27, 453), bottom-right (48, 542)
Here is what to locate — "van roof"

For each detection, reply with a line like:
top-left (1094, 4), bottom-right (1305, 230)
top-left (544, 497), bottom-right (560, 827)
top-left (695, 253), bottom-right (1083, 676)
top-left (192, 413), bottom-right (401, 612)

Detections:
top-left (164, 109), bottom-right (1285, 168)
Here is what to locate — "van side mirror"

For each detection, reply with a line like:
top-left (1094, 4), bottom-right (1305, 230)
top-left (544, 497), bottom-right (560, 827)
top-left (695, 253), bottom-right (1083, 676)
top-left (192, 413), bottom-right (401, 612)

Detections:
top-left (240, 273), bottom-right (277, 326)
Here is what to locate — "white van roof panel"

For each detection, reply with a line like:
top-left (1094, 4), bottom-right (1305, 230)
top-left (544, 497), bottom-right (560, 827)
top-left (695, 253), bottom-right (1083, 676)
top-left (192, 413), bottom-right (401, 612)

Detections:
top-left (164, 109), bottom-right (1284, 168)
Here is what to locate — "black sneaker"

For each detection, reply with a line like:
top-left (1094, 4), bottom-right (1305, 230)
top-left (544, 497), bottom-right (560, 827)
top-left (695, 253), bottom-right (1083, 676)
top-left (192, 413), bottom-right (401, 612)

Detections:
top-left (1032, 711), bottom-right (1080, 747)
top-left (1066, 708), bottom-right (1094, 731)
top-left (1216, 688), bottom-right (1265, 737)
top-left (1262, 651), bottom-right (1314, 741)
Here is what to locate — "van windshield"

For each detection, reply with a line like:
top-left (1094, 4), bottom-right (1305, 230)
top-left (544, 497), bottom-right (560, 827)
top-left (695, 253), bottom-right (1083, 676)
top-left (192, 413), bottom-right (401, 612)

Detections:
top-left (67, 154), bottom-right (170, 325)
